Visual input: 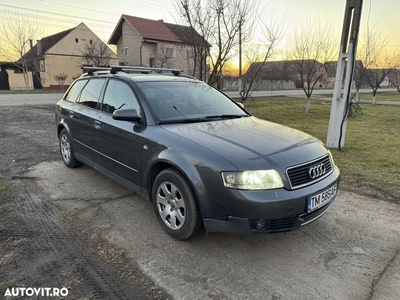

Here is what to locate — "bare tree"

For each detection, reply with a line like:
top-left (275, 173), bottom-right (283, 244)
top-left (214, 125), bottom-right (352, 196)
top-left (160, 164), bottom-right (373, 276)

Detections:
top-left (54, 73), bottom-right (68, 91)
top-left (79, 41), bottom-right (115, 67)
top-left (356, 26), bottom-right (400, 103)
top-left (149, 48), bottom-right (178, 69)
top-left (393, 68), bottom-right (400, 93)
top-left (239, 10), bottom-right (287, 103)
top-left (175, 0), bottom-right (257, 86)
top-left (0, 10), bottom-right (44, 89)
top-left (286, 16), bottom-right (337, 113)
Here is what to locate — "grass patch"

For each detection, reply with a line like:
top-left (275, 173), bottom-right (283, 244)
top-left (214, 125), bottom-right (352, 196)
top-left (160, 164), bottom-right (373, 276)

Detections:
top-left (246, 97), bottom-right (400, 200)
top-left (358, 91), bottom-right (400, 102)
top-left (0, 181), bottom-right (11, 201)
top-left (0, 282), bottom-right (15, 296)
top-left (0, 204), bottom-right (16, 213)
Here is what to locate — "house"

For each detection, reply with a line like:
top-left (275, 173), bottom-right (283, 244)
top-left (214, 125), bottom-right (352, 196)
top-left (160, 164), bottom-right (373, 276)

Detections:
top-left (0, 62), bottom-right (34, 90)
top-left (325, 60), bottom-right (364, 89)
top-left (242, 61), bottom-right (298, 90)
top-left (244, 60), bottom-right (330, 90)
top-left (388, 68), bottom-right (400, 88)
top-left (108, 15), bottom-right (210, 78)
top-left (22, 23), bottom-right (118, 90)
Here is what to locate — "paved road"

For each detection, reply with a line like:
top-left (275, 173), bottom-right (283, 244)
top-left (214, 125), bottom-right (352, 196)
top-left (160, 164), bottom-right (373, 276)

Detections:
top-left (0, 88), bottom-right (397, 106)
top-left (0, 93), bottom-right (63, 106)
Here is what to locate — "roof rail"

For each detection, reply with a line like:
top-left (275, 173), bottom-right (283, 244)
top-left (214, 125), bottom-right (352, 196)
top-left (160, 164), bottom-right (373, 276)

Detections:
top-left (81, 65), bottom-right (184, 76)
top-left (109, 65), bottom-right (183, 75)
top-left (81, 66), bottom-right (111, 75)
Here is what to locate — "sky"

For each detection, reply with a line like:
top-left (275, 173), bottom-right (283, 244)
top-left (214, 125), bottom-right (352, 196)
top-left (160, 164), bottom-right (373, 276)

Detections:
top-left (0, 0), bottom-right (399, 57)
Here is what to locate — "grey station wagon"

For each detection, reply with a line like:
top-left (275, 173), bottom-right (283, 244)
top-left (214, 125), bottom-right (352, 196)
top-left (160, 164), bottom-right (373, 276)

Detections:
top-left (55, 66), bottom-right (340, 240)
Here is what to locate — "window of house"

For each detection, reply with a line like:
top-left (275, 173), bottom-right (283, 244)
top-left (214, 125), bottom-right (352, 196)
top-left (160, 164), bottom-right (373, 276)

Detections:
top-left (75, 38), bottom-right (78, 43)
top-left (13, 66), bottom-right (23, 73)
top-left (102, 79), bottom-right (141, 115)
top-left (39, 61), bottom-right (45, 72)
top-left (149, 58), bottom-right (155, 68)
top-left (187, 50), bottom-right (194, 58)
top-left (89, 40), bottom-right (93, 44)
top-left (165, 45), bottom-right (175, 58)
top-left (124, 47), bottom-right (129, 56)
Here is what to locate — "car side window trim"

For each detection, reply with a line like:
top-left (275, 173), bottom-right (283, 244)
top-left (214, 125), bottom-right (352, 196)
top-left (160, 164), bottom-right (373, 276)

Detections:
top-left (63, 79), bottom-right (89, 103)
top-left (100, 78), bottom-right (144, 120)
top-left (76, 78), bottom-right (107, 110)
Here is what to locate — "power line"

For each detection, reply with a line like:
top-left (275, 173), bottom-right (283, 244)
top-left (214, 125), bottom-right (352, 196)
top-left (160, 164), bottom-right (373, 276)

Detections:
top-left (0, 1), bottom-right (179, 39)
top-left (0, 4), bottom-right (115, 28)
top-left (38, 0), bottom-right (121, 17)
top-left (0, 4), bottom-right (117, 25)
top-left (107, 0), bottom-right (175, 13)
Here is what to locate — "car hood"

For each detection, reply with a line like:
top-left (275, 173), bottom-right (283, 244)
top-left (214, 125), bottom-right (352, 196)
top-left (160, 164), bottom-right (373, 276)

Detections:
top-left (160, 116), bottom-right (327, 170)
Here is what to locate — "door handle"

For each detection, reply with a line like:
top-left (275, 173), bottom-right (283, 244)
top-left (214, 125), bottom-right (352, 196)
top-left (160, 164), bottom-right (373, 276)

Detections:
top-left (94, 120), bottom-right (102, 129)
top-left (69, 111), bottom-right (76, 118)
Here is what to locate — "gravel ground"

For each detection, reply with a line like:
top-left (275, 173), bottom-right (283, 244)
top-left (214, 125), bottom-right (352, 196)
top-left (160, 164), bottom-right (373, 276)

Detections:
top-left (0, 105), bottom-right (170, 299)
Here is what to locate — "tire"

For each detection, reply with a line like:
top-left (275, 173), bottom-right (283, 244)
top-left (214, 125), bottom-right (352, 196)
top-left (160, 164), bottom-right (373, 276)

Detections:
top-left (59, 128), bottom-right (83, 168)
top-left (152, 168), bottom-right (203, 240)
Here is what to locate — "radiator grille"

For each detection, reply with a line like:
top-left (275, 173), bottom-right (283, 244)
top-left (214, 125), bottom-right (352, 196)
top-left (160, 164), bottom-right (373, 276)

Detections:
top-left (286, 155), bottom-right (333, 189)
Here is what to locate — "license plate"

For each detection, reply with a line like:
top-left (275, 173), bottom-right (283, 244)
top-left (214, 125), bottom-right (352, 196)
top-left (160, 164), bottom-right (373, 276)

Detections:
top-left (307, 184), bottom-right (337, 213)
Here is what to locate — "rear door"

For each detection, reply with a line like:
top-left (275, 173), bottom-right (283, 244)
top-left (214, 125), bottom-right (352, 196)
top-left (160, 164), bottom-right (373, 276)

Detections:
top-left (91, 79), bottom-right (144, 190)
top-left (67, 78), bottom-right (106, 163)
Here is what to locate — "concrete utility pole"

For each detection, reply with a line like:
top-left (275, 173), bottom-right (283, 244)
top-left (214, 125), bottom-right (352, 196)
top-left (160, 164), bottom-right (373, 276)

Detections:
top-left (238, 22), bottom-right (242, 93)
top-left (326, 0), bottom-right (363, 149)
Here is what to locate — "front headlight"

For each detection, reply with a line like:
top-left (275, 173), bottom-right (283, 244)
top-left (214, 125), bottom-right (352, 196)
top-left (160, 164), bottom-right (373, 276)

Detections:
top-left (221, 170), bottom-right (284, 190)
top-left (328, 150), bottom-right (335, 166)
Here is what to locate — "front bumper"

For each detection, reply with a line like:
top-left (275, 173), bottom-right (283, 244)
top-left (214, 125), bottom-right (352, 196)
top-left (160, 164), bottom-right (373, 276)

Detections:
top-left (203, 166), bottom-right (340, 234)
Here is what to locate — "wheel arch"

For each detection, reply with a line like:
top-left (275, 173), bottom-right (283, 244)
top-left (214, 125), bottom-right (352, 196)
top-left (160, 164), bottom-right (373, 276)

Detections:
top-left (57, 121), bottom-right (70, 138)
top-left (146, 157), bottom-right (203, 210)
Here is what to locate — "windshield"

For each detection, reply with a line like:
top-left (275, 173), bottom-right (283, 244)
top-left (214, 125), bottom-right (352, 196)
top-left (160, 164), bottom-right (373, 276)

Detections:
top-left (139, 81), bottom-right (249, 123)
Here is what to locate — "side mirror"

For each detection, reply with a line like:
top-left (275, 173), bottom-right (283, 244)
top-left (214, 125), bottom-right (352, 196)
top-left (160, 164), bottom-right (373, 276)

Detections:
top-left (112, 108), bottom-right (142, 123)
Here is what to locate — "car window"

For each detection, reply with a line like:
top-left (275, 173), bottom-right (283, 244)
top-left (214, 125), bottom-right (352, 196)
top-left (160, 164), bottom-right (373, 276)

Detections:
top-left (64, 79), bottom-right (87, 102)
top-left (102, 79), bottom-right (141, 115)
top-left (140, 81), bottom-right (246, 122)
top-left (77, 78), bottom-right (106, 109)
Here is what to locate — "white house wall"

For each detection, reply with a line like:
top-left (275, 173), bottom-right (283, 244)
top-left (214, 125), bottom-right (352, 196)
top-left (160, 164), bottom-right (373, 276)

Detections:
top-left (116, 21), bottom-right (196, 75)
top-left (41, 23), bottom-right (118, 89)
top-left (119, 22), bottom-right (142, 65)
top-left (6, 69), bottom-right (34, 90)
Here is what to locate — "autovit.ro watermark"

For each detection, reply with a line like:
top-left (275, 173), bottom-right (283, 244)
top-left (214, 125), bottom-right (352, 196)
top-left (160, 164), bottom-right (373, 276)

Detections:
top-left (4, 287), bottom-right (68, 297)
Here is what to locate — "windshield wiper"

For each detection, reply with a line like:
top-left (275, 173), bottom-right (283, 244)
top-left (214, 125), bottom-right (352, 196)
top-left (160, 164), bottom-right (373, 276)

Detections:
top-left (205, 114), bottom-right (247, 119)
top-left (158, 114), bottom-right (248, 125)
top-left (159, 118), bottom-right (207, 125)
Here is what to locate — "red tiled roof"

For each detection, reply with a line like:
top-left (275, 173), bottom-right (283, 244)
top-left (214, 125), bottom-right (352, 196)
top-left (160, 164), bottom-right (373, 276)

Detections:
top-left (122, 15), bottom-right (180, 43)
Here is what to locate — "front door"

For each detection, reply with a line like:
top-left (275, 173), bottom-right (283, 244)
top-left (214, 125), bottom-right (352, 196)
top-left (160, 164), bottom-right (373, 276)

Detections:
top-left (91, 79), bottom-right (144, 190)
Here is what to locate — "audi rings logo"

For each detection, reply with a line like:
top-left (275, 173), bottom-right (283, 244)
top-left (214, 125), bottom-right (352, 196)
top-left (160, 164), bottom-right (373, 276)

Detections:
top-left (308, 163), bottom-right (326, 179)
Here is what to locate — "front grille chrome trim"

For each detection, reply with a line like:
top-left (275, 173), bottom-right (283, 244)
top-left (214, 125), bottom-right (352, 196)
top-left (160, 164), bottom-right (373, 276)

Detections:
top-left (286, 155), bottom-right (333, 190)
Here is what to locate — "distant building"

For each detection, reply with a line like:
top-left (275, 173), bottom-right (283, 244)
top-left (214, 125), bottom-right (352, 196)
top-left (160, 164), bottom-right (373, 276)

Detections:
top-left (325, 60), bottom-right (364, 89)
top-left (108, 15), bottom-right (210, 78)
top-left (0, 62), bottom-right (33, 90)
top-left (22, 23), bottom-right (118, 90)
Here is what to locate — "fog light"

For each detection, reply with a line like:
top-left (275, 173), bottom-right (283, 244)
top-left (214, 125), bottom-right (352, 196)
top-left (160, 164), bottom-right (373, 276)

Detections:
top-left (256, 221), bottom-right (268, 230)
